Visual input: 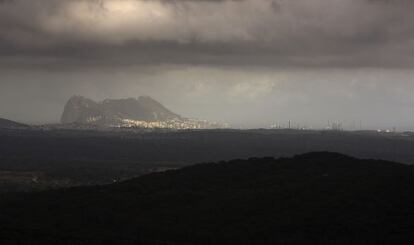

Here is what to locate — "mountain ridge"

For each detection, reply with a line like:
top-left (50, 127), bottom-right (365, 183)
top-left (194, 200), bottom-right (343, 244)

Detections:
top-left (0, 118), bottom-right (28, 128)
top-left (61, 95), bottom-right (181, 125)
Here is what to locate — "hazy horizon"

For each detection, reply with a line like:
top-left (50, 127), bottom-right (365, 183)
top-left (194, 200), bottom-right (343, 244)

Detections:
top-left (2, 0), bottom-right (414, 130)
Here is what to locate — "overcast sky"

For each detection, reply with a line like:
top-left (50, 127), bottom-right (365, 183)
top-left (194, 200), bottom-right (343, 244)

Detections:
top-left (1, 0), bottom-right (414, 129)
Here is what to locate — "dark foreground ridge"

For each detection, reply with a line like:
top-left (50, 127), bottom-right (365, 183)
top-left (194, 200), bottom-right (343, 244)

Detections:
top-left (2, 152), bottom-right (414, 244)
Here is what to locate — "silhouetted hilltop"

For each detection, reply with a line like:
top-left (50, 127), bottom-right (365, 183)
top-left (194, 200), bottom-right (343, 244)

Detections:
top-left (61, 95), bottom-right (181, 125)
top-left (0, 118), bottom-right (28, 128)
top-left (2, 152), bottom-right (414, 244)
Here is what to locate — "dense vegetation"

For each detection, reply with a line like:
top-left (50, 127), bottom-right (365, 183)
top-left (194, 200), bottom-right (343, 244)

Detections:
top-left (1, 152), bottom-right (414, 244)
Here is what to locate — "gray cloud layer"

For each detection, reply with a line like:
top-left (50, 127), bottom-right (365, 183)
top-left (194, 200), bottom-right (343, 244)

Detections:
top-left (2, 0), bottom-right (414, 129)
top-left (1, 0), bottom-right (414, 68)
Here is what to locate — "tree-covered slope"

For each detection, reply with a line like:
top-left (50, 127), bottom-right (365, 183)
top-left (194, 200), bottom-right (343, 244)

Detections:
top-left (2, 152), bottom-right (414, 244)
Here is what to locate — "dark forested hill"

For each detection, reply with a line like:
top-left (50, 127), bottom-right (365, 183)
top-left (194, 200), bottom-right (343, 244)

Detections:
top-left (2, 152), bottom-right (414, 244)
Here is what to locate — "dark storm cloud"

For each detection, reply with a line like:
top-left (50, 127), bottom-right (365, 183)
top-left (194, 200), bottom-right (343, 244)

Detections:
top-left (1, 0), bottom-right (414, 69)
